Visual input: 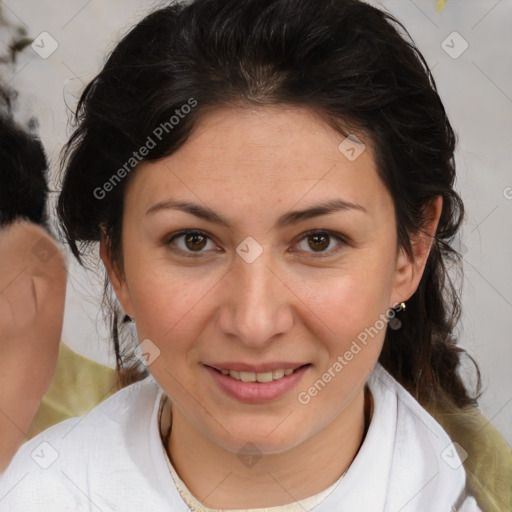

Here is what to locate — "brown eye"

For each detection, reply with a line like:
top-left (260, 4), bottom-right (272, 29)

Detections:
top-left (166, 230), bottom-right (217, 256)
top-left (308, 233), bottom-right (330, 251)
top-left (295, 230), bottom-right (346, 257)
top-left (184, 232), bottom-right (208, 251)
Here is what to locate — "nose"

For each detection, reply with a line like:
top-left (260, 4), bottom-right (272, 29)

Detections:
top-left (217, 249), bottom-right (294, 349)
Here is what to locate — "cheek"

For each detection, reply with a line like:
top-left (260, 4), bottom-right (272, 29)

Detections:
top-left (295, 272), bottom-right (391, 416)
top-left (126, 260), bottom-right (217, 349)
top-left (297, 254), bottom-right (395, 343)
top-left (310, 282), bottom-right (388, 373)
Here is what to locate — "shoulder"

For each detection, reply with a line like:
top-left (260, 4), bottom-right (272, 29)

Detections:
top-left (427, 400), bottom-right (512, 512)
top-left (367, 363), bottom-right (477, 510)
top-left (0, 375), bottom-right (163, 510)
top-left (368, 362), bottom-right (460, 451)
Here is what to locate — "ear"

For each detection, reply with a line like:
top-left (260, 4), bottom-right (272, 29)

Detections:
top-left (99, 225), bottom-right (134, 318)
top-left (0, 219), bottom-right (67, 345)
top-left (390, 195), bottom-right (443, 307)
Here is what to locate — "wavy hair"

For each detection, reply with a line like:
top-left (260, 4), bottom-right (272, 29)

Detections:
top-left (57, 0), bottom-right (481, 406)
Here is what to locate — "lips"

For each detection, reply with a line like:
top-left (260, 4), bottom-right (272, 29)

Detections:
top-left (204, 363), bottom-right (311, 403)
top-left (206, 362), bottom-right (309, 382)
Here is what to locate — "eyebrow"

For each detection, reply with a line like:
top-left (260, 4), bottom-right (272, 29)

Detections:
top-left (145, 198), bottom-right (367, 229)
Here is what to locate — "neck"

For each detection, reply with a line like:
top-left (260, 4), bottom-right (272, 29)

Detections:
top-left (163, 387), bottom-right (372, 509)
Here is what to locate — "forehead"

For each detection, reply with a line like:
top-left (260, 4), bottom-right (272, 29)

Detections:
top-left (124, 106), bottom-right (392, 221)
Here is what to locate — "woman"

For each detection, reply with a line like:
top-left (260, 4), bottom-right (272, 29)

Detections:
top-left (1, 0), bottom-right (509, 510)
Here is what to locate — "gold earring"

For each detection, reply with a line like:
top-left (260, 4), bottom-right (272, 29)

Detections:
top-left (391, 302), bottom-right (406, 312)
top-left (130, 316), bottom-right (136, 323)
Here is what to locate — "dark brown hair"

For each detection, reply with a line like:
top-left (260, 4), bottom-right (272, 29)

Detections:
top-left (0, 109), bottom-right (50, 230)
top-left (57, 0), bottom-right (481, 406)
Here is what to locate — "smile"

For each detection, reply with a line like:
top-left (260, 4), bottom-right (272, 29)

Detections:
top-left (204, 363), bottom-right (311, 403)
top-left (217, 367), bottom-right (297, 382)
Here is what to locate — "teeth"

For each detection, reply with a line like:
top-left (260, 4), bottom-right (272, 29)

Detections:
top-left (240, 371), bottom-right (257, 382)
top-left (272, 369), bottom-right (284, 380)
top-left (256, 372), bottom-right (273, 383)
top-left (219, 368), bottom-right (299, 382)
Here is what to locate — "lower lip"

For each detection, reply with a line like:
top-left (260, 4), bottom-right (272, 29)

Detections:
top-left (204, 364), bottom-right (310, 403)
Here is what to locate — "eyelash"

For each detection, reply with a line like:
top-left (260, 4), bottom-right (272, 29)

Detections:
top-left (165, 229), bottom-right (348, 259)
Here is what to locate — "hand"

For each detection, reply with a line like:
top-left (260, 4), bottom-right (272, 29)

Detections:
top-left (0, 219), bottom-right (67, 471)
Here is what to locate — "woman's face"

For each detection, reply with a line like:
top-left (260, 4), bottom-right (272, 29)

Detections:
top-left (102, 106), bottom-right (438, 455)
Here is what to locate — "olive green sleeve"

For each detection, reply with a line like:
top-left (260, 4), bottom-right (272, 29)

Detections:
top-left (27, 342), bottom-right (117, 439)
top-left (428, 403), bottom-right (512, 512)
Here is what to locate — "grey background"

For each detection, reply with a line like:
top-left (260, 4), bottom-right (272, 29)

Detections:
top-left (1, 0), bottom-right (511, 444)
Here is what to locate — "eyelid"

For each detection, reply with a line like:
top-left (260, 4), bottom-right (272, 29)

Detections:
top-left (165, 229), bottom-right (348, 258)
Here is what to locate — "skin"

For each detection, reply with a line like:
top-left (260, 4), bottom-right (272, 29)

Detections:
top-left (101, 105), bottom-right (442, 508)
top-left (0, 219), bottom-right (67, 472)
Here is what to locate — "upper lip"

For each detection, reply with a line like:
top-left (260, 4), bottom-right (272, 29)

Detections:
top-left (205, 362), bottom-right (309, 373)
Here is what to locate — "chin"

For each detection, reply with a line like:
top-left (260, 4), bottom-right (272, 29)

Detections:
top-left (208, 423), bottom-right (308, 456)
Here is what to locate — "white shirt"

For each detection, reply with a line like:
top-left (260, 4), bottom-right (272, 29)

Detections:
top-left (0, 363), bottom-right (481, 511)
